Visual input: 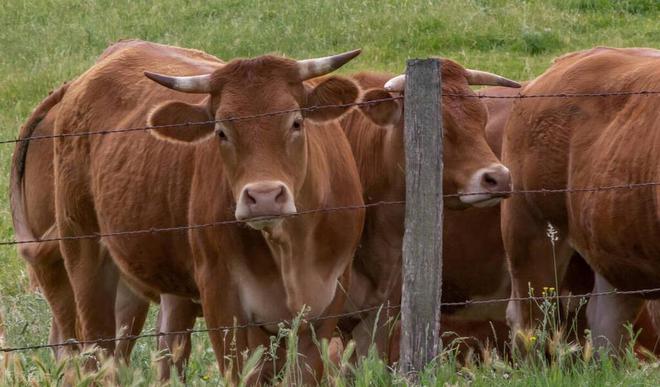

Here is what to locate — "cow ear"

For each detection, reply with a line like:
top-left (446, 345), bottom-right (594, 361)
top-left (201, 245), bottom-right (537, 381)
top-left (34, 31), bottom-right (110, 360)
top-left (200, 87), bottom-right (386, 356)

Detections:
top-left (147, 100), bottom-right (215, 143)
top-left (358, 89), bottom-right (402, 127)
top-left (304, 76), bottom-right (359, 122)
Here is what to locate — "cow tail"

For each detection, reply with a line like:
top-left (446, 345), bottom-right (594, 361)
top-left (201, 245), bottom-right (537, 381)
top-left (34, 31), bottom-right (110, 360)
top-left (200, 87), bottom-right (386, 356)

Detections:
top-left (10, 82), bottom-right (69, 265)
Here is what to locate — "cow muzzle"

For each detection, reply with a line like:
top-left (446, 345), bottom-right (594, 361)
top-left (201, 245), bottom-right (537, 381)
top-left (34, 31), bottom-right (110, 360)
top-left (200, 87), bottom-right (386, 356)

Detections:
top-left (235, 181), bottom-right (297, 230)
top-left (459, 164), bottom-right (512, 208)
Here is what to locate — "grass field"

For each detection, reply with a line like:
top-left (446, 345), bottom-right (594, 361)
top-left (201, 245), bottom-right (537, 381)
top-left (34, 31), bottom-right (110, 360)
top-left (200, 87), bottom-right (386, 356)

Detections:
top-left (1, 0), bottom-right (659, 385)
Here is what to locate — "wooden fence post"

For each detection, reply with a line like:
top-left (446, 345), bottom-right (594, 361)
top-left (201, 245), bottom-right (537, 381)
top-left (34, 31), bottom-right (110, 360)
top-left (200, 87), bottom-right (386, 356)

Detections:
top-left (399, 58), bottom-right (443, 377)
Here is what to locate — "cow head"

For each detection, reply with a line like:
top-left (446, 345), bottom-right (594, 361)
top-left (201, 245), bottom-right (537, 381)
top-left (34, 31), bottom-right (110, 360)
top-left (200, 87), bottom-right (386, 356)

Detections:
top-left (358, 60), bottom-right (518, 209)
top-left (145, 50), bottom-right (360, 229)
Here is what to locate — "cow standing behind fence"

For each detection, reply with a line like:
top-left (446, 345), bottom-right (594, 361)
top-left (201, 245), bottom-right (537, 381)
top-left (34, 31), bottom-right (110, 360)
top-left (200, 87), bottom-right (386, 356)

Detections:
top-left (502, 47), bottom-right (660, 352)
top-left (49, 40), bottom-right (365, 383)
top-left (335, 63), bottom-right (518, 364)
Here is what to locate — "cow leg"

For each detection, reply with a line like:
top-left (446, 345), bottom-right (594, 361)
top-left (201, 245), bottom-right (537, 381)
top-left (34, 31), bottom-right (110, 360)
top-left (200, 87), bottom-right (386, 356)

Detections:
top-left (56, 150), bottom-right (120, 364)
top-left (248, 319), bottom-right (338, 384)
top-left (502, 197), bottom-right (573, 339)
top-left (637, 300), bottom-right (660, 355)
top-left (197, 271), bottom-right (246, 382)
top-left (157, 294), bottom-right (198, 381)
top-left (350, 309), bottom-right (393, 360)
top-left (558, 253), bottom-right (594, 344)
top-left (60, 234), bottom-right (119, 363)
top-left (29, 249), bottom-right (78, 359)
top-left (587, 273), bottom-right (644, 353)
top-left (20, 224), bottom-right (78, 359)
top-left (114, 277), bottom-right (150, 364)
top-left (345, 267), bottom-right (397, 360)
top-left (296, 279), bottom-right (350, 385)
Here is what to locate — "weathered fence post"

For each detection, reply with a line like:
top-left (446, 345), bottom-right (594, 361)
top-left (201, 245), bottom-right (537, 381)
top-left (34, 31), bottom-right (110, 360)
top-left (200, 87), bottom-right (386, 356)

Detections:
top-left (399, 58), bottom-right (443, 377)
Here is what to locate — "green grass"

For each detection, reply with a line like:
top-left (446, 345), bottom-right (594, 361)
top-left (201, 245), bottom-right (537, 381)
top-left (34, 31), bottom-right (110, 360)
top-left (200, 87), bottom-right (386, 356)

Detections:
top-left (0, 0), bottom-right (659, 385)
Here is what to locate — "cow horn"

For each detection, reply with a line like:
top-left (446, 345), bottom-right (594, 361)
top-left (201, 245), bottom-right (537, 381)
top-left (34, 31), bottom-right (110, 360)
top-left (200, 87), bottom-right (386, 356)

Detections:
top-left (144, 71), bottom-right (213, 93)
top-left (384, 74), bottom-right (406, 92)
top-left (297, 49), bottom-right (362, 80)
top-left (384, 70), bottom-right (521, 92)
top-left (465, 69), bottom-right (521, 88)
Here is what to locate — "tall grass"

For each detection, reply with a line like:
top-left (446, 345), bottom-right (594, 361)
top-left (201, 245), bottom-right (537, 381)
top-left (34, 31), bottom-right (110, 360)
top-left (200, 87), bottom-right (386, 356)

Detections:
top-left (2, 298), bottom-right (658, 385)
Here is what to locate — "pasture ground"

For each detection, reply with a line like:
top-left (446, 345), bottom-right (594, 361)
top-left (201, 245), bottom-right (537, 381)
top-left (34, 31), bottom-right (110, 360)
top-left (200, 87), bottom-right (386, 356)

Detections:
top-left (1, 0), bottom-right (659, 384)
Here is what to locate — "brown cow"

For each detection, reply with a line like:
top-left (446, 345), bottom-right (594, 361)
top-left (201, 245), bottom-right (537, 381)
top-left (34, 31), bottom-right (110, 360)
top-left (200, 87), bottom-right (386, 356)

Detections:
top-left (479, 82), bottom-right (660, 356)
top-left (10, 41), bottom-right (220, 375)
top-left (335, 64), bottom-right (519, 359)
top-left (479, 85), bottom-right (660, 355)
top-left (52, 40), bottom-right (365, 382)
top-left (502, 47), bottom-right (660, 352)
top-left (11, 77), bottom-right (210, 378)
top-left (10, 43), bottom-right (158, 362)
top-left (10, 82), bottom-right (171, 361)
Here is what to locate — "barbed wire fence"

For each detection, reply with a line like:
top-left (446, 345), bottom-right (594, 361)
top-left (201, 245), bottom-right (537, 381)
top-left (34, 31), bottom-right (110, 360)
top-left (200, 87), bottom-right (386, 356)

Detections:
top-left (0, 61), bottom-right (659, 368)
top-left (4, 286), bottom-right (660, 354)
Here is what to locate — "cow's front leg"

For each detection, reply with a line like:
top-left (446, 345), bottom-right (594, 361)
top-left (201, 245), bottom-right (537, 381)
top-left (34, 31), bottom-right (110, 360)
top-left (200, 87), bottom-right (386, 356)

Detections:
top-left (350, 308), bottom-right (395, 361)
top-left (502, 195), bottom-right (573, 345)
top-left (299, 272), bottom-right (350, 385)
top-left (587, 273), bottom-right (644, 353)
top-left (197, 269), bottom-right (247, 383)
top-left (114, 277), bottom-right (150, 364)
top-left (157, 294), bottom-right (200, 381)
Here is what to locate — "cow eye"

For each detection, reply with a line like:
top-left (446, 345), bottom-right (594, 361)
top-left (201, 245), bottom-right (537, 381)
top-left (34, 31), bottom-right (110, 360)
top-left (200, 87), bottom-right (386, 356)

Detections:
top-left (217, 129), bottom-right (227, 141)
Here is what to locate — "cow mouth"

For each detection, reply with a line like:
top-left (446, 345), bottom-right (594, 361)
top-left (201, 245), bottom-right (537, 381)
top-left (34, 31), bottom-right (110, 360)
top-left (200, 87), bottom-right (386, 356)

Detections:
top-left (471, 196), bottom-right (504, 208)
top-left (244, 216), bottom-right (284, 230)
top-left (458, 191), bottom-right (509, 208)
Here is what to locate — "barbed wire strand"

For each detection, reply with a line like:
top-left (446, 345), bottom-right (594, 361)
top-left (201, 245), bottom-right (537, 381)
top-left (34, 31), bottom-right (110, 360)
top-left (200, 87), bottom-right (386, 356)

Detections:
top-left (464, 90), bottom-right (660, 99)
top-left (4, 90), bottom-right (660, 145)
top-left (3, 182), bottom-right (659, 247)
top-left (3, 286), bottom-right (660, 353)
top-left (0, 97), bottom-right (402, 145)
top-left (0, 201), bottom-right (403, 246)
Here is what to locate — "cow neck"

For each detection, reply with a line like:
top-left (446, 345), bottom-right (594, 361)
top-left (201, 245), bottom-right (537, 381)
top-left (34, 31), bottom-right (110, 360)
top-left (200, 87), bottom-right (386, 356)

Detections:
top-left (343, 112), bottom-right (405, 203)
top-left (259, 124), bottom-right (332, 317)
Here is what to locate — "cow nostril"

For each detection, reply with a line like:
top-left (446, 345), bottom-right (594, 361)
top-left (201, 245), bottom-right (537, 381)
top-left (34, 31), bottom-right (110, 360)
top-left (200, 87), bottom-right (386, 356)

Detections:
top-left (245, 190), bottom-right (257, 205)
top-left (275, 186), bottom-right (287, 204)
top-left (482, 173), bottom-right (498, 188)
